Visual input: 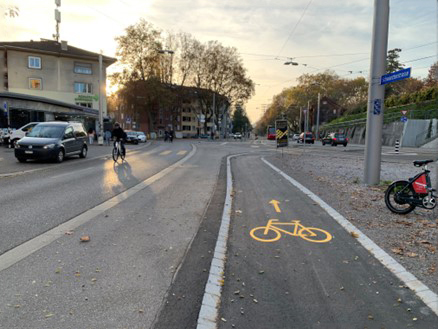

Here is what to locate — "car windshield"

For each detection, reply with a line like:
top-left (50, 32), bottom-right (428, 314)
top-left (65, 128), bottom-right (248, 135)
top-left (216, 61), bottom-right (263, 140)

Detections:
top-left (336, 134), bottom-right (345, 138)
top-left (27, 125), bottom-right (64, 138)
top-left (306, 133), bottom-right (313, 137)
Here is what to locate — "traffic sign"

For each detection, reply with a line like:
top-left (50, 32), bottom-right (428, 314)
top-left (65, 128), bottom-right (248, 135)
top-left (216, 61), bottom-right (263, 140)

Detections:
top-left (3, 101), bottom-right (7, 112)
top-left (373, 99), bottom-right (382, 115)
top-left (401, 110), bottom-right (408, 116)
top-left (381, 67), bottom-right (411, 85)
top-left (275, 119), bottom-right (288, 148)
top-left (401, 116), bottom-right (407, 123)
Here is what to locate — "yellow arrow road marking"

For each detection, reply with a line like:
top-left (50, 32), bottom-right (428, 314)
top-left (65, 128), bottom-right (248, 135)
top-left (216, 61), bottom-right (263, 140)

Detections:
top-left (269, 199), bottom-right (281, 213)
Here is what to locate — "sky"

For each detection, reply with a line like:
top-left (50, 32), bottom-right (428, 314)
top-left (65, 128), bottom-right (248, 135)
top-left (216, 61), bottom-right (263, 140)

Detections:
top-left (1, 0), bottom-right (437, 123)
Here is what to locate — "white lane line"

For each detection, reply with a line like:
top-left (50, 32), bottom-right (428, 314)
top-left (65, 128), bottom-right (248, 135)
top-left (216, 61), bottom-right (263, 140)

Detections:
top-left (0, 142), bottom-right (153, 178)
top-left (197, 153), bottom-right (249, 329)
top-left (220, 142), bottom-right (228, 145)
top-left (0, 144), bottom-right (197, 274)
top-left (159, 150), bottom-right (172, 155)
top-left (177, 150), bottom-right (188, 156)
top-left (261, 157), bottom-right (438, 316)
top-left (0, 157), bottom-right (3, 161)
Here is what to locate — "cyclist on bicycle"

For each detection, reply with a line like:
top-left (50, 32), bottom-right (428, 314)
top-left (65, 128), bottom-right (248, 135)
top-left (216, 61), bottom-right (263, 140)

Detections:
top-left (112, 122), bottom-right (127, 156)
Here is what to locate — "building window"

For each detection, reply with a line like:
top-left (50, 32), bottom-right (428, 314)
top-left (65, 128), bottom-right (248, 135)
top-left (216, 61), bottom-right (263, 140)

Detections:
top-left (28, 56), bottom-right (41, 69)
top-left (29, 78), bottom-right (42, 90)
top-left (74, 82), bottom-right (93, 94)
top-left (75, 102), bottom-right (92, 108)
top-left (74, 62), bottom-right (92, 75)
top-left (182, 125), bottom-right (191, 131)
top-left (182, 116), bottom-right (191, 122)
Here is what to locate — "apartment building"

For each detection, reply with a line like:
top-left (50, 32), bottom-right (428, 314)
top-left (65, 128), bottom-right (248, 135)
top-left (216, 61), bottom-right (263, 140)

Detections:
top-left (0, 39), bottom-right (116, 130)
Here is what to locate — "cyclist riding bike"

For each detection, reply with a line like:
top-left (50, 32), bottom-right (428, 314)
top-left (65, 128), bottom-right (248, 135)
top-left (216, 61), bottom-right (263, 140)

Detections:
top-left (112, 122), bottom-right (127, 157)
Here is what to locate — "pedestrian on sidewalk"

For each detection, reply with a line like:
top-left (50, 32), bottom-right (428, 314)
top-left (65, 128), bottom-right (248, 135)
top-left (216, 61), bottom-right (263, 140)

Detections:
top-left (104, 130), bottom-right (112, 146)
top-left (169, 129), bottom-right (174, 143)
top-left (88, 129), bottom-right (94, 145)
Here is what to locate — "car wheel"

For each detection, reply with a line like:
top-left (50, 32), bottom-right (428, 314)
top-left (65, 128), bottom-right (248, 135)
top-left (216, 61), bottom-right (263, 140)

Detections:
top-left (56, 149), bottom-right (64, 163)
top-left (322, 141), bottom-right (325, 145)
top-left (344, 143), bottom-right (347, 147)
top-left (331, 142), bottom-right (335, 146)
top-left (17, 157), bottom-right (26, 163)
top-left (79, 146), bottom-right (87, 158)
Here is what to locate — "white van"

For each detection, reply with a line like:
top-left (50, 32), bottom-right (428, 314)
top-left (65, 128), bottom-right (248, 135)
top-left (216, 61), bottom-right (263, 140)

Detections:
top-left (10, 122), bottom-right (39, 147)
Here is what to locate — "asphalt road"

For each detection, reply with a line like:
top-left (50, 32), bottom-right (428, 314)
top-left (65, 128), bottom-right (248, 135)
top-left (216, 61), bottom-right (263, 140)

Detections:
top-left (218, 154), bottom-right (438, 328)
top-left (1, 138), bottom-right (437, 328)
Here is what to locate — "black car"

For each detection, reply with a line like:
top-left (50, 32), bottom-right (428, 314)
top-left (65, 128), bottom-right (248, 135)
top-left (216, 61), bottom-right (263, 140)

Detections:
top-left (322, 132), bottom-right (348, 147)
top-left (15, 122), bottom-right (88, 163)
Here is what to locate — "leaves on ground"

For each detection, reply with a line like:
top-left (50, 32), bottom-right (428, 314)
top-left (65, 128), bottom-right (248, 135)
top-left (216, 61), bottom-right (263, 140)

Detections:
top-left (350, 231), bottom-right (359, 238)
top-left (80, 235), bottom-right (90, 242)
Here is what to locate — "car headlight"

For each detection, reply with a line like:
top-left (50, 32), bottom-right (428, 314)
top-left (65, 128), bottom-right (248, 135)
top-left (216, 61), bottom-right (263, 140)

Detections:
top-left (43, 144), bottom-right (56, 149)
top-left (15, 143), bottom-right (21, 149)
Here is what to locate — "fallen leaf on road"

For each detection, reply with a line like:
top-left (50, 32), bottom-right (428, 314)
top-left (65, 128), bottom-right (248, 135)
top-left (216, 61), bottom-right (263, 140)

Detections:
top-left (235, 210), bottom-right (242, 214)
top-left (407, 252), bottom-right (418, 258)
top-left (259, 270), bottom-right (265, 274)
top-left (221, 318), bottom-right (227, 322)
top-left (420, 240), bottom-right (432, 245)
top-left (391, 247), bottom-right (404, 255)
top-left (65, 231), bottom-right (74, 235)
top-left (80, 235), bottom-right (90, 242)
top-left (350, 232), bottom-right (359, 238)
top-left (368, 315), bottom-right (374, 320)
top-left (45, 313), bottom-right (54, 318)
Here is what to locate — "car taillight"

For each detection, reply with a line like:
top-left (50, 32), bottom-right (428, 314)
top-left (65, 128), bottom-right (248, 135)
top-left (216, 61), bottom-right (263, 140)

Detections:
top-left (346, 138), bottom-right (349, 141)
top-left (333, 138), bottom-right (337, 141)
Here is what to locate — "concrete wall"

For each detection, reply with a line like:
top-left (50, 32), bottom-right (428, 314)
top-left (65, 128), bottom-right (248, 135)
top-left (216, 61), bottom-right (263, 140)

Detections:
top-left (6, 50), bottom-right (109, 115)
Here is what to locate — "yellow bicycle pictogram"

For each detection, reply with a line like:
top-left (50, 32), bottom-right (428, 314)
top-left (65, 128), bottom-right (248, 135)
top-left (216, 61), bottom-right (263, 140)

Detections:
top-left (250, 219), bottom-right (332, 243)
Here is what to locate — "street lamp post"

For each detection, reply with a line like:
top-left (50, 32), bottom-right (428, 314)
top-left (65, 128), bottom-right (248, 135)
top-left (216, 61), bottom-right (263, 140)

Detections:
top-left (316, 92), bottom-right (321, 140)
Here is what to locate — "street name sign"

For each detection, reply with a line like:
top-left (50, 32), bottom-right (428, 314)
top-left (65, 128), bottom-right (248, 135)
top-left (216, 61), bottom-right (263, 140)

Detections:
top-left (275, 119), bottom-right (288, 148)
top-left (380, 67), bottom-right (411, 85)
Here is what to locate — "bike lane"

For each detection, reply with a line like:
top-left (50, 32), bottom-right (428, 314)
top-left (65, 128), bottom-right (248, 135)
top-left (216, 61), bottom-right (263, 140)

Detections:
top-left (218, 155), bottom-right (438, 328)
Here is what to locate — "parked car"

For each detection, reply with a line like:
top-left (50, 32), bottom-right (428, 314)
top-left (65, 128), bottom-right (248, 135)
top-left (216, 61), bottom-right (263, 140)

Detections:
top-left (0, 127), bottom-right (13, 146)
top-left (136, 132), bottom-right (147, 142)
top-left (299, 132), bottom-right (315, 144)
top-left (125, 131), bottom-right (139, 144)
top-left (292, 133), bottom-right (300, 141)
top-left (9, 122), bottom-right (39, 147)
top-left (234, 132), bottom-right (242, 139)
top-left (15, 122), bottom-right (88, 163)
top-left (322, 132), bottom-right (348, 147)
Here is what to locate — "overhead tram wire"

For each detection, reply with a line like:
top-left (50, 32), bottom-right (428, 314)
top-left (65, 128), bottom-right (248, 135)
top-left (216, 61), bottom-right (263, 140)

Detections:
top-left (275, 0), bottom-right (313, 58)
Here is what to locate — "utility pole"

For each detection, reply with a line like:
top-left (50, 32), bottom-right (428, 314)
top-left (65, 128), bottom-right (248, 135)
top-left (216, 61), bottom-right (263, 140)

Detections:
top-left (306, 100), bottom-right (310, 133)
top-left (316, 92), bottom-right (321, 140)
top-left (299, 107), bottom-right (302, 133)
top-left (364, 0), bottom-right (390, 185)
top-left (98, 53), bottom-right (104, 145)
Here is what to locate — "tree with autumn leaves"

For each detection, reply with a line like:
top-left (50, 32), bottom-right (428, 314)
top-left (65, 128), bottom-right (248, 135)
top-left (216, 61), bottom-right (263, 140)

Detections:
top-left (110, 19), bottom-right (255, 135)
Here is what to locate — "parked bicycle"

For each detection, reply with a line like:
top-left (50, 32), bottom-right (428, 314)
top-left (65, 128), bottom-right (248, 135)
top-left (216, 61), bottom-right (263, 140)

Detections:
top-left (112, 140), bottom-right (125, 163)
top-left (385, 159), bottom-right (436, 214)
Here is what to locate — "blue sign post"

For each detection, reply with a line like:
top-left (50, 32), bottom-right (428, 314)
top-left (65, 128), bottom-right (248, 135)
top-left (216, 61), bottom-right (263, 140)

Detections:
top-left (381, 67), bottom-right (411, 85)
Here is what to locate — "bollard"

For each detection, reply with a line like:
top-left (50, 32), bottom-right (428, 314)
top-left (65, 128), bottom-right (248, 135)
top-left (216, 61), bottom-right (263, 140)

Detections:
top-left (394, 139), bottom-right (400, 154)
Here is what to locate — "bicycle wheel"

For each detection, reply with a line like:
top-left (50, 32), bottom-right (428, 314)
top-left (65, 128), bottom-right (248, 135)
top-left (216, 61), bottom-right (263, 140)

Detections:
top-left (299, 227), bottom-right (332, 243)
top-left (112, 147), bottom-right (119, 162)
top-left (385, 180), bottom-right (416, 214)
top-left (250, 227), bottom-right (281, 242)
